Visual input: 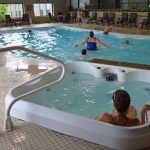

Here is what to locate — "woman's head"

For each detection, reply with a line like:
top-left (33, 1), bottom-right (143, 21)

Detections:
top-left (112, 90), bottom-right (130, 114)
top-left (89, 31), bottom-right (94, 37)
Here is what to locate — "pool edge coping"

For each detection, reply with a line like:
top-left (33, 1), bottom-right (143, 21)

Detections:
top-left (90, 58), bottom-right (150, 70)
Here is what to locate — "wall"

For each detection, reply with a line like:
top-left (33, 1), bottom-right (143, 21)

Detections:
top-left (99, 0), bottom-right (115, 9)
top-left (0, 0), bottom-right (67, 24)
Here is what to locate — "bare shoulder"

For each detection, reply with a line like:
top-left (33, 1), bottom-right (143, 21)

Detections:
top-left (96, 112), bottom-right (112, 123)
top-left (127, 118), bottom-right (140, 126)
top-left (86, 37), bottom-right (89, 40)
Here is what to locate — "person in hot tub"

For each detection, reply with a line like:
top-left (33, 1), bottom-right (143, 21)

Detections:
top-left (96, 90), bottom-right (150, 126)
top-left (75, 31), bottom-right (109, 50)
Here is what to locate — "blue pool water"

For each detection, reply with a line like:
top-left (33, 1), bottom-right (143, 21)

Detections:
top-left (0, 26), bottom-right (150, 64)
top-left (24, 73), bottom-right (150, 118)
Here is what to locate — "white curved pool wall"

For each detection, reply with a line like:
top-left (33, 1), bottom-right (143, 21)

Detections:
top-left (5, 62), bottom-right (150, 150)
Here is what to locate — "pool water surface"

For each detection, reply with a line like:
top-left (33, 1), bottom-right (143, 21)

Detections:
top-left (0, 26), bottom-right (150, 64)
top-left (23, 72), bottom-right (150, 118)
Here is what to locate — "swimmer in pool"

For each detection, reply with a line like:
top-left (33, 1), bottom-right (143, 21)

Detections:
top-left (28, 30), bottom-right (32, 33)
top-left (81, 49), bottom-right (87, 55)
top-left (79, 49), bottom-right (87, 60)
top-left (103, 23), bottom-right (113, 35)
top-left (96, 90), bottom-right (150, 126)
top-left (122, 40), bottom-right (130, 45)
top-left (75, 31), bottom-right (109, 50)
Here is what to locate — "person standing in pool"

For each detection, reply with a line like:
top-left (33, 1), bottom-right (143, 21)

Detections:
top-left (103, 23), bottom-right (113, 35)
top-left (75, 31), bottom-right (109, 50)
top-left (96, 90), bottom-right (150, 126)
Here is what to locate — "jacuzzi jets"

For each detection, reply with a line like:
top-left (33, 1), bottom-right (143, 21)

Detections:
top-left (105, 73), bottom-right (118, 82)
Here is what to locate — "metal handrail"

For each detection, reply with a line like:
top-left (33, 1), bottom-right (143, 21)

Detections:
top-left (0, 46), bottom-right (65, 131)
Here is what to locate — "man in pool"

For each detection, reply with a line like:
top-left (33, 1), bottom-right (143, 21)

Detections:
top-left (75, 31), bottom-right (109, 50)
top-left (96, 90), bottom-right (150, 126)
top-left (103, 23), bottom-right (113, 35)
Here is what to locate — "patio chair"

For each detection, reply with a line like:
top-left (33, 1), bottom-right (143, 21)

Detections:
top-left (71, 11), bottom-right (77, 23)
top-left (63, 12), bottom-right (71, 23)
top-left (22, 14), bottom-right (30, 25)
top-left (97, 12), bottom-right (108, 25)
top-left (140, 13), bottom-right (150, 30)
top-left (48, 13), bottom-right (53, 23)
top-left (57, 12), bottom-right (64, 22)
top-left (87, 12), bottom-right (97, 24)
top-left (107, 13), bottom-right (115, 25)
top-left (5, 15), bottom-right (17, 27)
top-left (116, 13), bottom-right (128, 27)
top-left (48, 13), bottom-right (57, 23)
top-left (128, 13), bottom-right (137, 28)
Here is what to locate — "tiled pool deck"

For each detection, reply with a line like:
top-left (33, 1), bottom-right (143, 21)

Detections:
top-left (0, 23), bottom-right (150, 150)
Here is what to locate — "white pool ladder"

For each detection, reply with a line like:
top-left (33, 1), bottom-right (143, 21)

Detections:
top-left (0, 46), bottom-right (65, 131)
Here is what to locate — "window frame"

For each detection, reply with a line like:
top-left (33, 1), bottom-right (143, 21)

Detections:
top-left (33, 3), bottom-right (54, 17)
top-left (0, 3), bottom-right (24, 18)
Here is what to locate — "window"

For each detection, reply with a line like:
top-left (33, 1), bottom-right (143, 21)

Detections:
top-left (80, 0), bottom-right (90, 10)
top-left (7, 4), bottom-right (23, 18)
top-left (33, 3), bottom-right (53, 17)
top-left (0, 3), bottom-right (23, 20)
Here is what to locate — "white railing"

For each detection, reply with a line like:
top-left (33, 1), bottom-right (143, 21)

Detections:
top-left (0, 46), bottom-right (65, 131)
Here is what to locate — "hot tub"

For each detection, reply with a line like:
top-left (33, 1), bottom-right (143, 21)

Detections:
top-left (5, 62), bottom-right (150, 150)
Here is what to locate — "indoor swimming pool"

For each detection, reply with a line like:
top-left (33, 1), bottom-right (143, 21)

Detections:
top-left (0, 26), bottom-right (150, 64)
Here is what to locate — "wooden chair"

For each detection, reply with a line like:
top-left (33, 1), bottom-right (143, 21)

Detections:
top-left (128, 13), bottom-right (137, 28)
top-left (107, 13), bottom-right (115, 25)
top-left (70, 11), bottom-right (77, 23)
top-left (22, 14), bottom-right (30, 25)
top-left (5, 15), bottom-right (17, 27)
top-left (140, 13), bottom-right (150, 30)
top-left (116, 13), bottom-right (128, 27)
top-left (57, 12), bottom-right (64, 22)
top-left (87, 12), bottom-right (97, 24)
top-left (63, 12), bottom-right (71, 23)
top-left (48, 13), bottom-right (56, 23)
top-left (97, 12), bottom-right (108, 25)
